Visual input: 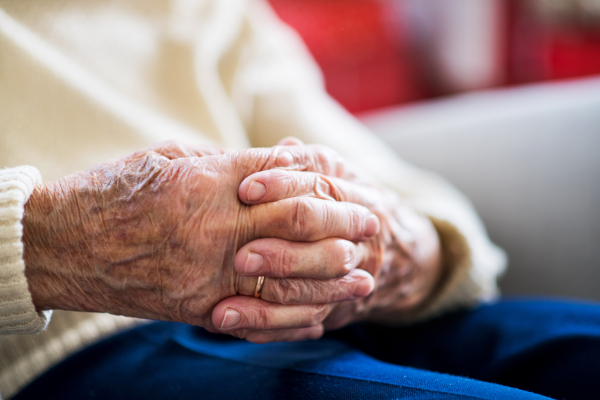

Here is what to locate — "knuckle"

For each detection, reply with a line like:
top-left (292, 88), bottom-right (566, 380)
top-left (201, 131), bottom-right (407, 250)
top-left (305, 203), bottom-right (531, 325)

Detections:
top-left (321, 203), bottom-right (335, 233)
top-left (153, 139), bottom-right (177, 149)
top-left (291, 199), bottom-right (317, 239)
top-left (350, 206), bottom-right (368, 236)
top-left (274, 146), bottom-right (294, 168)
top-left (309, 304), bottom-right (328, 326)
top-left (333, 240), bottom-right (356, 275)
top-left (162, 139), bottom-right (180, 148)
top-left (309, 325), bottom-right (325, 340)
top-left (248, 306), bottom-right (270, 330)
top-left (246, 333), bottom-right (270, 344)
top-left (291, 200), bottom-right (306, 238)
top-left (312, 146), bottom-right (338, 175)
top-left (277, 247), bottom-right (295, 277)
top-left (147, 140), bottom-right (183, 158)
top-left (274, 278), bottom-right (303, 305)
top-left (314, 175), bottom-right (336, 200)
top-left (229, 329), bottom-right (249, 340)
top-left (240, 148), bottom-right (272, 172)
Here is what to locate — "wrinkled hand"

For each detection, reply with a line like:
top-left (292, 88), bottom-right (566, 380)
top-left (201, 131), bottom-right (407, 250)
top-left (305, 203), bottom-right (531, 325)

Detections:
top-left (212, 140), bottom-right (443, 342)
top-left (23, 141), bottom-right (379, 335)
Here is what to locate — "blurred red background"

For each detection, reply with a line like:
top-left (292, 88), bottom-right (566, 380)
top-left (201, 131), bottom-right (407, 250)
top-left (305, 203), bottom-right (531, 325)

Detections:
top-left (268, 0), bottom-right (600, 114)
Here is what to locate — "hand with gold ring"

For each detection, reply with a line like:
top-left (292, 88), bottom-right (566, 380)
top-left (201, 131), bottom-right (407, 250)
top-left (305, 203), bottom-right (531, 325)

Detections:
top-left (24, 140), bottom-right (379, 331)
top-left (209, 139), bottom-right (443, 343)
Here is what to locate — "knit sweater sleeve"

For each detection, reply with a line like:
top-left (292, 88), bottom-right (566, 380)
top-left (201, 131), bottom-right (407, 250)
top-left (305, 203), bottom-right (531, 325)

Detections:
top-left (0, 166), bottom-right (51, 335)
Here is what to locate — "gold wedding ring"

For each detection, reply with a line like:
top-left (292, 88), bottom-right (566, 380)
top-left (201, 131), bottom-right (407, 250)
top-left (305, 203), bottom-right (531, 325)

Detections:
top-left (253, 276), bottom-right (265, 298)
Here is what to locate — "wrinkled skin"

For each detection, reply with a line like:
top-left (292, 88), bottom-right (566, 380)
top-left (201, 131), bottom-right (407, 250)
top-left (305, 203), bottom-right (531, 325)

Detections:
top-left (325, 186), bottom-right (442, 328)
top-left (23, 141), bottom-right (379, 331)
top-left (212, 139), bottom-right (443, 343)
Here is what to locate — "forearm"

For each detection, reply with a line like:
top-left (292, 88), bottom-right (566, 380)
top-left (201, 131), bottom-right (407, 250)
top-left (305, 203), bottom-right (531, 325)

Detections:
top-left (21, 155), bottom-right (183, 320)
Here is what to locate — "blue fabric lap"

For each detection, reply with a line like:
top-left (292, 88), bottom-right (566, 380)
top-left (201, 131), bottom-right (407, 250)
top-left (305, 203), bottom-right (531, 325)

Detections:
top-left (329, 298), bottom-right (600, 399)
top-left (14, 323), bottom-right (545, 400)
top-left (15, 299), bottom-right (600, 400)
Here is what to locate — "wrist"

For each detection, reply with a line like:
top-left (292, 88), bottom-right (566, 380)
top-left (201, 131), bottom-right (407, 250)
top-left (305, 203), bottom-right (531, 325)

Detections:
top-left (22, 180), bottom-right (90, 312)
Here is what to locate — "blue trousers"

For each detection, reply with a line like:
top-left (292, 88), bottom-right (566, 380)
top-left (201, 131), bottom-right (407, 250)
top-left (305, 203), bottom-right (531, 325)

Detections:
top-left (15, 299), bottom-right (600, 400)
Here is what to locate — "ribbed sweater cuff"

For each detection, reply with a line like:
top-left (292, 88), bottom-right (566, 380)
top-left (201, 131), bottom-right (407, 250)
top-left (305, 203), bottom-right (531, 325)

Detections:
top-left (409, 217), bottom-right (506, 323)
top-left (0, 166), bottom-right (51, 335)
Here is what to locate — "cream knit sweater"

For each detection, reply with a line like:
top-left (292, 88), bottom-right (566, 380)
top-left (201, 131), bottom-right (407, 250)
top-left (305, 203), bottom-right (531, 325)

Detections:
top-left (0, 0), bottom-right (506, 398)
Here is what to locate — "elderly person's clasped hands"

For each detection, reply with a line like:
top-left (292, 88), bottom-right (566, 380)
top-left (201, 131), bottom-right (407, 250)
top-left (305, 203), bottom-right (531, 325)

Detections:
top-left (23, 139), bottom-right (442, 344)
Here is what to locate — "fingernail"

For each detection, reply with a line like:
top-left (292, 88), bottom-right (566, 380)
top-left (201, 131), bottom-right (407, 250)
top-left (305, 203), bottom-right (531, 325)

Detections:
top-left (364, 214), bottom-right (380, 237)
top-left (221, 308), bottom-right (242, 329)
top-left (247, 181), bottom-right (266, 202)
top-left (353, 278), bottom-right (375, 298)
top-left (244, 252), bottom-right (264, 274)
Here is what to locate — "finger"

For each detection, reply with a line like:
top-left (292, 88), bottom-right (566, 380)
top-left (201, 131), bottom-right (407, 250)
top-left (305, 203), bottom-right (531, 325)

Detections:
top-left (144, 140), bottom-right (227, 159)
top-left (322, 301), bottom-right (361, 331)
top-left (240, 169), bottom-right (375, 206)
top-left (212, 297), bottom-right (330, 331)
top-left (249, 196), bottom-right (380, 242)
top-left (277, 137), bottom-right (305, 146)
top-left (259, 268), bottom-right (374, 305)
top-left (230, 325), bottom-right (324, 344)
top-left (233, 245), bottom-right (376, 304)
top-left (232, 144), bottom-right (351, 180)
top-left (234, 238), bottom-right (362, 279)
